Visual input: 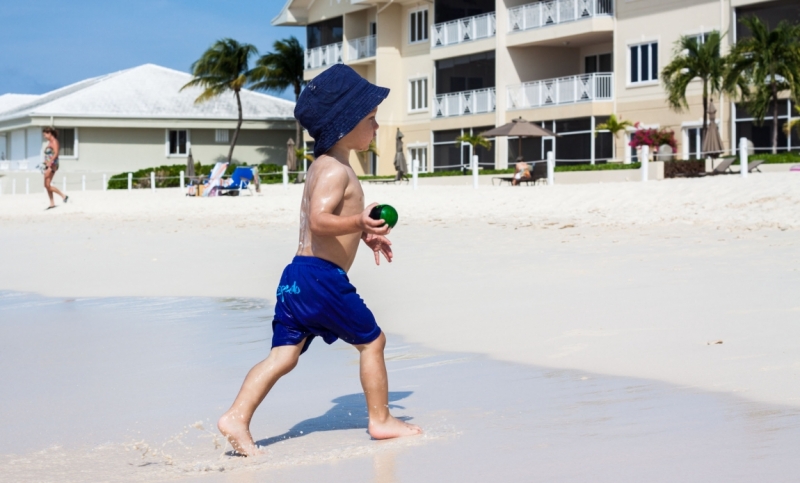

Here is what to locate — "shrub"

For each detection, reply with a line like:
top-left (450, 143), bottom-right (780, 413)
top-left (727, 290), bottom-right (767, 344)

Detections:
top-left (107, 162), bottom-right (283, 189)
top-left (628, 123), bottom-right (677, 151)
top-left (748, 151), bottom-right (800, 164)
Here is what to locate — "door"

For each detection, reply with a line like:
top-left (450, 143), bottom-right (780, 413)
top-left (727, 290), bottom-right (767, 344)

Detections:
top-left (542, 136), bottom-right (555, 161)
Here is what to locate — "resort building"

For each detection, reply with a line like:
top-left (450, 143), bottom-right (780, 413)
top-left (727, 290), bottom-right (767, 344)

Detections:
top-left (0, 64), bottom-right (296, 175)
top-left (272, 0), bottom-right (799, 175)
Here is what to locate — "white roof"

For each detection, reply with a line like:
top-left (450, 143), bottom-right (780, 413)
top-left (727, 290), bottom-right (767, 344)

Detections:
top-left (0, 94), bottom-right (40, 114)
top-left (0, 64), bottom-right (295, 122)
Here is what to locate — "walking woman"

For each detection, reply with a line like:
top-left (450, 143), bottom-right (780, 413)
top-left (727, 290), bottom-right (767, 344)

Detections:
top-left (42, 127), bottom-right (68, 209)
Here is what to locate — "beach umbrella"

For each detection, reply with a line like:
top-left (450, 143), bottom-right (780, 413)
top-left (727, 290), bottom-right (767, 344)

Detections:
top-left (286, 138), bottom-right (296, 172)
top-left (186, 149), bottom-right (195, 178)
top-left (481, 117), bottom-right (557, 161)
top-left (394, 129), bottom-right (408, 175)
top-left (702, 99), bottom-right (723, 159)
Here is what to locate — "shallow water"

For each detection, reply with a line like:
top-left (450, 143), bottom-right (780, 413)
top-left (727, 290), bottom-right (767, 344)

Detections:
top-left (1, 292), bottom-right (799, 482)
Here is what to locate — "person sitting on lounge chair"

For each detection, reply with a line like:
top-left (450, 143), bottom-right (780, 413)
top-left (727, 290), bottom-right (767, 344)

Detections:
top-left (512, 160), bottom-right (531, 186)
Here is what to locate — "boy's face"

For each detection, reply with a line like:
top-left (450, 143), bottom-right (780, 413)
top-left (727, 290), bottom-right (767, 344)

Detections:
top-left (343, 108), bottom-right (379, 152)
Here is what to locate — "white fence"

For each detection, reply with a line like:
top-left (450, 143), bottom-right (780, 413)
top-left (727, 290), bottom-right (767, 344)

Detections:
top-left (434, 88), bottom-right (496, 118)
top-left (508, 0), bottom-right (613, 32)
top-left (304, 42), bottom-right (343, 70)
top-left (507, 73), bottom-right (613, 110)
top-left (432, 12), bottom-right (496, 48)
top-left (347, 35), bottom-right (376, 61)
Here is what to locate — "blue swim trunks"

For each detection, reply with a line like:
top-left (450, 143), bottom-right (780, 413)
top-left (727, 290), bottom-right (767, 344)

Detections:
top-left (272, 256), bottom-right (382, 354)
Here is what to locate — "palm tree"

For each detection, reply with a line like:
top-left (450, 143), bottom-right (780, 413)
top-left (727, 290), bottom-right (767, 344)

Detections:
top-left (661, 31), bottom-right (728, 145)
top-left (455, 133), bottom-right (492, 170)
top-left (595, 114), bottom-right (635, 160)
top-left (725, 16), bottom-right (800, 154)
top-left (250, 37), bottom-right (306, 153)
top-left (784, 105), bottom-right (800, 139)
top-left (182, 39), bottom-right (258, 164)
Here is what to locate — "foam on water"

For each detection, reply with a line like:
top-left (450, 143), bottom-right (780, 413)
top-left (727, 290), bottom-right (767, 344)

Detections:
top-left (1, 291), bottom-right (799, 483)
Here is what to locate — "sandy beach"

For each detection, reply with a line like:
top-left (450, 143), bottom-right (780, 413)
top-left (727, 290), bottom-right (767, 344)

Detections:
top-left (1, 173), bottom-right (799, 481)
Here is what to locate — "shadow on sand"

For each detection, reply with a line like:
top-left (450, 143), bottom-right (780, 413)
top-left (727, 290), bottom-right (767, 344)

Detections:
top-left (253, 391), bottom-right (414, 449)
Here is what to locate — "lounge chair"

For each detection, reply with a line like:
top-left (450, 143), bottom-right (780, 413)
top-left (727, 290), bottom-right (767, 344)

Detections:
top-left (700, 157), bottom-right (735, 176)
top-left (365, 170), bottom-right (409, 185)
top-left (747, 159), bottom-right (764, 173)
top-left (493, 161), bottom-right (547, 186)
top-left (219, 166), bottom-right (256, 196)
top-left (197, 162), bottom-right (228, 197)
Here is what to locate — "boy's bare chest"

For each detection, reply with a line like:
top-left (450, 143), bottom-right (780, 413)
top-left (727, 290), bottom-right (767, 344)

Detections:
top-left (340, 174), bottom-right (365, 214)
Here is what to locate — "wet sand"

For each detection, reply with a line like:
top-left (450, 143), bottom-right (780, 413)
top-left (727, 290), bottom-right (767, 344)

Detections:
top-left (2, 292), bottom-right (799, 483)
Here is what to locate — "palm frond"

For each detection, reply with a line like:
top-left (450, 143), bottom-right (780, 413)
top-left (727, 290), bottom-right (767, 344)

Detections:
top-left (181, 38), bottom-right (258, 104)
top-left (249, 36), bottom-right (306, 99)
top-left (454, 133), bottom-right (492, 150)
top-left (595, 114), bottom-right (634, 138)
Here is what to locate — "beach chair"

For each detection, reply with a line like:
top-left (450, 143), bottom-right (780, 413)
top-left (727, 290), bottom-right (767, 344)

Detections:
top-left (219, 166), bottom-right (256, 196)
top-left (200, 162), bottom-right (228, 197)
top-left (700, 157), bottom-right (736, 176)
top-left (492, 161), bottom-right (547, 186)
top-left (365, 171), bottom-right (409, 185)
top-left (747, 159), bottom-right (764, 173)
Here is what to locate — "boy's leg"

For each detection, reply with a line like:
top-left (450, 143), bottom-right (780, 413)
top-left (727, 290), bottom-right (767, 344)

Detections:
top-left (218, 338), bottom-right (306, 456)
top-left (355, 332), bottom-right (422, 439)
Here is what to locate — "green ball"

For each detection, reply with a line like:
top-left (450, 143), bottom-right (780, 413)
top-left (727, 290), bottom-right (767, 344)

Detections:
top-left (369, 204), bottom-right (399, 228)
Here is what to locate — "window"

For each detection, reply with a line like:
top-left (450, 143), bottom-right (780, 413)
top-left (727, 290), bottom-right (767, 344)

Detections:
top-left (629, 42), bottom-right (658, 84)
top-left (409, 78), bottom-right (428, 112)
top-left (686, 127), bottom-right (701, 159)
top-left (408, 146), bottom-right (428, 172)
top-left (585, 53), bottom-right (612, 74)
top-left (215, 129), bottom-right (229, 143)
top-left (307, 17), bottom-right (343, 49)
top-left (56, 128), bottom-right (77, 157)
top-left (410, 8), bottom-right (429, 43)
top-left (167, 130), bottom-right (189, 156)
top-left (432, 127), bottom-right (494, 171)
top-left (687, 32), bottom-right (711, 46)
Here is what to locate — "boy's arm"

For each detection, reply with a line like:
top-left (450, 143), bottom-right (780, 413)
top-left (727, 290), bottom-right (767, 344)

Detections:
top-left (308, 165), bottom-right (389, 237)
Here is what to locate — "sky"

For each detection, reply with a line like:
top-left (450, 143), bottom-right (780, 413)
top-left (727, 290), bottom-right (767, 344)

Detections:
top-left (0, 1), bottom-right (304, 100)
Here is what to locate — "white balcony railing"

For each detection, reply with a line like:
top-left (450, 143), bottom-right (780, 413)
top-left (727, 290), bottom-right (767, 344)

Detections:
top-left (305, 42), bottom-right (343, 70)
top-left (347, 35), bottom-right (376, 61)
top-left (508, 0), bottom-right (613, 32)
top-left (432, 12), bottom-right (496, 48)
top-left (507, 73), bottom-right (613, 110)
top-left (434, 88), bottom-right (496, 118)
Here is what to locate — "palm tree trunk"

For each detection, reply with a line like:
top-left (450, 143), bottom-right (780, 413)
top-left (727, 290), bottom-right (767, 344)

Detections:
top-left (771, 81), bottom-right (779, 155)
top-left (702, 81), bottom-right (708, 155)
top-left (228, 89), bottom-right (244, 163)
top-left (294, 82), bottom-right (303, 154)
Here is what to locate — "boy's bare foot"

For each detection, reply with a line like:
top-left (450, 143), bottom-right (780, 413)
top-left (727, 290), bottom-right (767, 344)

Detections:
top-left (218, 412), bottom-right (262, 457)
top-left (368, 416), bottom-right (422, 440)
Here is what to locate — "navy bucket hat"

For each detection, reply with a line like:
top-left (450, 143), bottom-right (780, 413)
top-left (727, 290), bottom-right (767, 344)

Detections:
top-left (295, 64), bottom-right (390, 158)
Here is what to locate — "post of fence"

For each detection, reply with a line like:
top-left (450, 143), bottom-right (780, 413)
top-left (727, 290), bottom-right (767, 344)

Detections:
top-left (179, 170), bottom-right (185, 190)
top-left (472, 154), bottom-right (479, 189)
top-left (739, 137), bottom-right (748, 179)
top-left (82, 175), bottom-right (86, 191)
top-left (412, 158), bottom-right (419, 191)
top-left (62, 176), bottom-right (67, 193)
top-left (12, 179), bottom-right (16, 195)
top-left (0, 180), bottom-right (3, 196)
top-left (102, 174), bottom-right (107, 191)
top-left (641, 145), bottom-right (649, 182)
top-left (547, 151), bottom-right (555, 185)
top-left (26, 178), bottom-right (29, 195)
top-left (128, 173), bottom-right (132, 191)
top-left (150, 172), bottom-right (156, 192)
top-left (282, 165), bottom-right (289, 188)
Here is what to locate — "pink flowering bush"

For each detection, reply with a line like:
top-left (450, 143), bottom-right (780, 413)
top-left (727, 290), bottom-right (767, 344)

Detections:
top-left (628, 122), bottom-right (677, 151)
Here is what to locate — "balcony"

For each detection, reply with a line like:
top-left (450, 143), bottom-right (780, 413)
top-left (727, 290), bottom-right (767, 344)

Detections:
top-left (434, 88), bottom-right (496, 118)
top-left (432, 12), bottom-right (496, 48)
top-left (507, 73), bottom-right (613, 110)
top-left (305, 42), bottom-right (343, 70)
top-left (347, 35), bottom-right (376, 62)
top-left (509, 0), bottom-right (613, 32)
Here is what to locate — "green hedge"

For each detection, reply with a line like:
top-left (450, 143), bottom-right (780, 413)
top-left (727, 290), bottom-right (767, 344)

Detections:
top-left (748, 151), bottom-right (800, 164)
top-left (555, 162), bottom-right (640, 172)
top-left (107, 162), bottom-right (284, 189)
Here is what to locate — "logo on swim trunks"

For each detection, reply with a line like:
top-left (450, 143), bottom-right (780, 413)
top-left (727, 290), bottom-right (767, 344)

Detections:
top-left (276, 281), bottom-right (301, 303)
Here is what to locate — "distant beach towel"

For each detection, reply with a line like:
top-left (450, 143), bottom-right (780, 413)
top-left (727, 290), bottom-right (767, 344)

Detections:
top-left (202, 162), bottom-right (228, 197)
top-left (791, 165), bottom-right (800, 172)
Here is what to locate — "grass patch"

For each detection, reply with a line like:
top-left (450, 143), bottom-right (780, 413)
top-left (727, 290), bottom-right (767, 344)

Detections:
top-left (555, 163), bottom-right (640, 172)
top-left (747, 152), bottom-right (800, 164)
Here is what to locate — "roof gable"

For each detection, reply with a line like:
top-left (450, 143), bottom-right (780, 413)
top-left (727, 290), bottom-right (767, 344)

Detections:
top-left (0, 64), bottom-right (296, 123)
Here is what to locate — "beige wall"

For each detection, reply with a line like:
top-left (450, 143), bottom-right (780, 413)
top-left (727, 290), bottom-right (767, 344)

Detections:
top-left (57, 127), bottom-right (293, 174)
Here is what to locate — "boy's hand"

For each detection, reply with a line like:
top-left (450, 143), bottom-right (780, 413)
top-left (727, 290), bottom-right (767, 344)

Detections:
top-left (362, 233), bottom-right (393, 265)
top-left (359, 203), bottom-right (391, 236)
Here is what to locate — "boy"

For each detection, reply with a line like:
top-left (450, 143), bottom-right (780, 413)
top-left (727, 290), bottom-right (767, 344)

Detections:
top-left (218, 65), bottom-right (422, 456)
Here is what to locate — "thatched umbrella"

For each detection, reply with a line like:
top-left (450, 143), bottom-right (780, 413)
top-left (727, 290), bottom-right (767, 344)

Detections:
top-left (481, 117), bottom-right (557, 161)
top-left (702, 99), bottom-right (723, 159)
top-left (394, 129), bottom-right (408, 176)
top-left (286, 138), bottom-right (297, 172)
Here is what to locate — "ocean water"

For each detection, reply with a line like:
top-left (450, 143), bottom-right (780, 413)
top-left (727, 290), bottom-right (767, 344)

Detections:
top-left (1, 291), bottom-right (799, 483)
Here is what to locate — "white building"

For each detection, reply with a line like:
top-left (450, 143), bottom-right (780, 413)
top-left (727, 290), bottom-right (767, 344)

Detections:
top-left (0, 64), bottom-right (296, 175)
